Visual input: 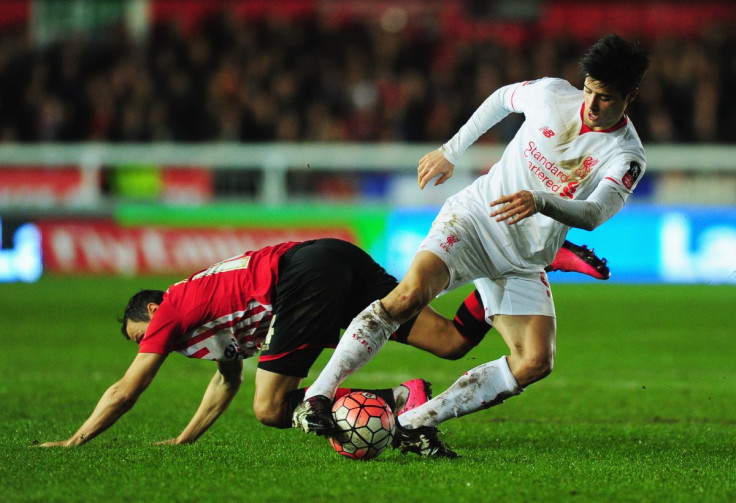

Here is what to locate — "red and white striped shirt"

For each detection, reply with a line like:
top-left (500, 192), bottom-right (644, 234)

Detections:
top-left (138, 241), bottom-right (298, 361)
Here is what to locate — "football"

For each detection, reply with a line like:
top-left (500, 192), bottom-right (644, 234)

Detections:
top-left (329, 391), bottom-right (396, 460)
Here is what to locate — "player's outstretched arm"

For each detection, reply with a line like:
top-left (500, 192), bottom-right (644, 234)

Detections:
top-left (157, 359), bottom-right (243, 445)
top-left (39, 352), bottom-right (167, 447)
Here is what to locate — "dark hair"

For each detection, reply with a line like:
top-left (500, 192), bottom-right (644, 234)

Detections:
top-left (119, 289), bottom-right (165, 339)
top-left (579, 34), bottom-right (649, 95)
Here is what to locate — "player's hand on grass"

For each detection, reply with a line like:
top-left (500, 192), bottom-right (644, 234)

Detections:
top-left (491, 190), bottom-right (538, 225)
top-left (154, 438), bottom-right (180, 445)
top-left (418, 149), bottom-right (455, 189)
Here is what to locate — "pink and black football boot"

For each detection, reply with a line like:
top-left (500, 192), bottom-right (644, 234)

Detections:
top-left (546, 240), bottom-right (611, 280)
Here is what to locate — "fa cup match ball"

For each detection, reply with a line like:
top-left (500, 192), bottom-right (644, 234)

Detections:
top-left (329, 391), bottom-right (395, 460)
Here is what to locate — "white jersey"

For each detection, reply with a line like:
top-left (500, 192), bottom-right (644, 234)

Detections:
top-left (441, 77), bottom-right (646, 272)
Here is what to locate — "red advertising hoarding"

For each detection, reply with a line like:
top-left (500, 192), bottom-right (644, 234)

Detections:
top-left (38, 220), bottom-right (355, 275)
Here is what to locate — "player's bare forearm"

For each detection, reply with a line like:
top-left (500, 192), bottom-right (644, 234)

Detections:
top-left (38, 352), bottom-right (166, 448)
top-left (418, 149), bottom-right (455, 190)
top-left (490, 190), bottom-right (537, 225)
top-left (168, 371), bottom-right (241, 444)
top-left (39, 382), bottom-right (138, 447)
top-left (165, 361), bottom-right (242, 444)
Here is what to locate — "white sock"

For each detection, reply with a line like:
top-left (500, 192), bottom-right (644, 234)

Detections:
top-left (305, 300), bottom-right (399, 400)
top-left (398, 356), bottom-right (522, 428)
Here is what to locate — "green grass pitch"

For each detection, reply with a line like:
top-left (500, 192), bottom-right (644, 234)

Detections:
top-left (1, 276), bottom-right (734, 502)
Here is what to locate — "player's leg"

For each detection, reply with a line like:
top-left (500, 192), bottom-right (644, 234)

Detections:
top-left (391, 289), bottom-right (501, 458)
top-left (383, 250), bottom-right (452, 322)
top-left (494, 314), bottom-right (556, 386)
top-left (397, 314), bottom-right (554, 429)
top-left (394, 274), bottom-right (556, 457)
top-left (253, 368), bottom-right (304, 427)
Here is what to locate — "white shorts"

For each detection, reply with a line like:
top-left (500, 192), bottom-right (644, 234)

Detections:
top-left (418, 197), bottom-right (556, 320)
top-left (472, 275), bottom-right (556, 321)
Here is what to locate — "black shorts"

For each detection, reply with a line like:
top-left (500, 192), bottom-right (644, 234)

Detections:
top-left (257, 238), bottom-right (415, 377)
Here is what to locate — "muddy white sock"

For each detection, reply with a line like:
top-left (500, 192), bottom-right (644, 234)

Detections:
top-left (305, 300), bottom-right (399, 400)
top-left (398, 356), bottom-right (522, 428)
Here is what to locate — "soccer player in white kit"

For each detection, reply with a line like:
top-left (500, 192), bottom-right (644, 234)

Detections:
top-left (294, 34), bottom-right (650, 457)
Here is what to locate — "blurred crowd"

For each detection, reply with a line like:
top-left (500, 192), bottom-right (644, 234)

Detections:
top-left (0, 11), bottom-right (734, 145)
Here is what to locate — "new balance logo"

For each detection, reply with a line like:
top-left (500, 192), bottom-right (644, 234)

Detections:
top-left (540, 126), bottom-right (555, 138)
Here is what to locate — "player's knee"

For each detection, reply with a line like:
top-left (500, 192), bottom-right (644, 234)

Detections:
top-left (534, 353), bottom-right (554, 380)
top-left (253, 400), bottom-right (280, 427)
top-left (521, 353), bottom-right (554, 383)
top-left (386, 285), bottom-right (432, 322)
top-left (512, 351), bottom-right (554, 387)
